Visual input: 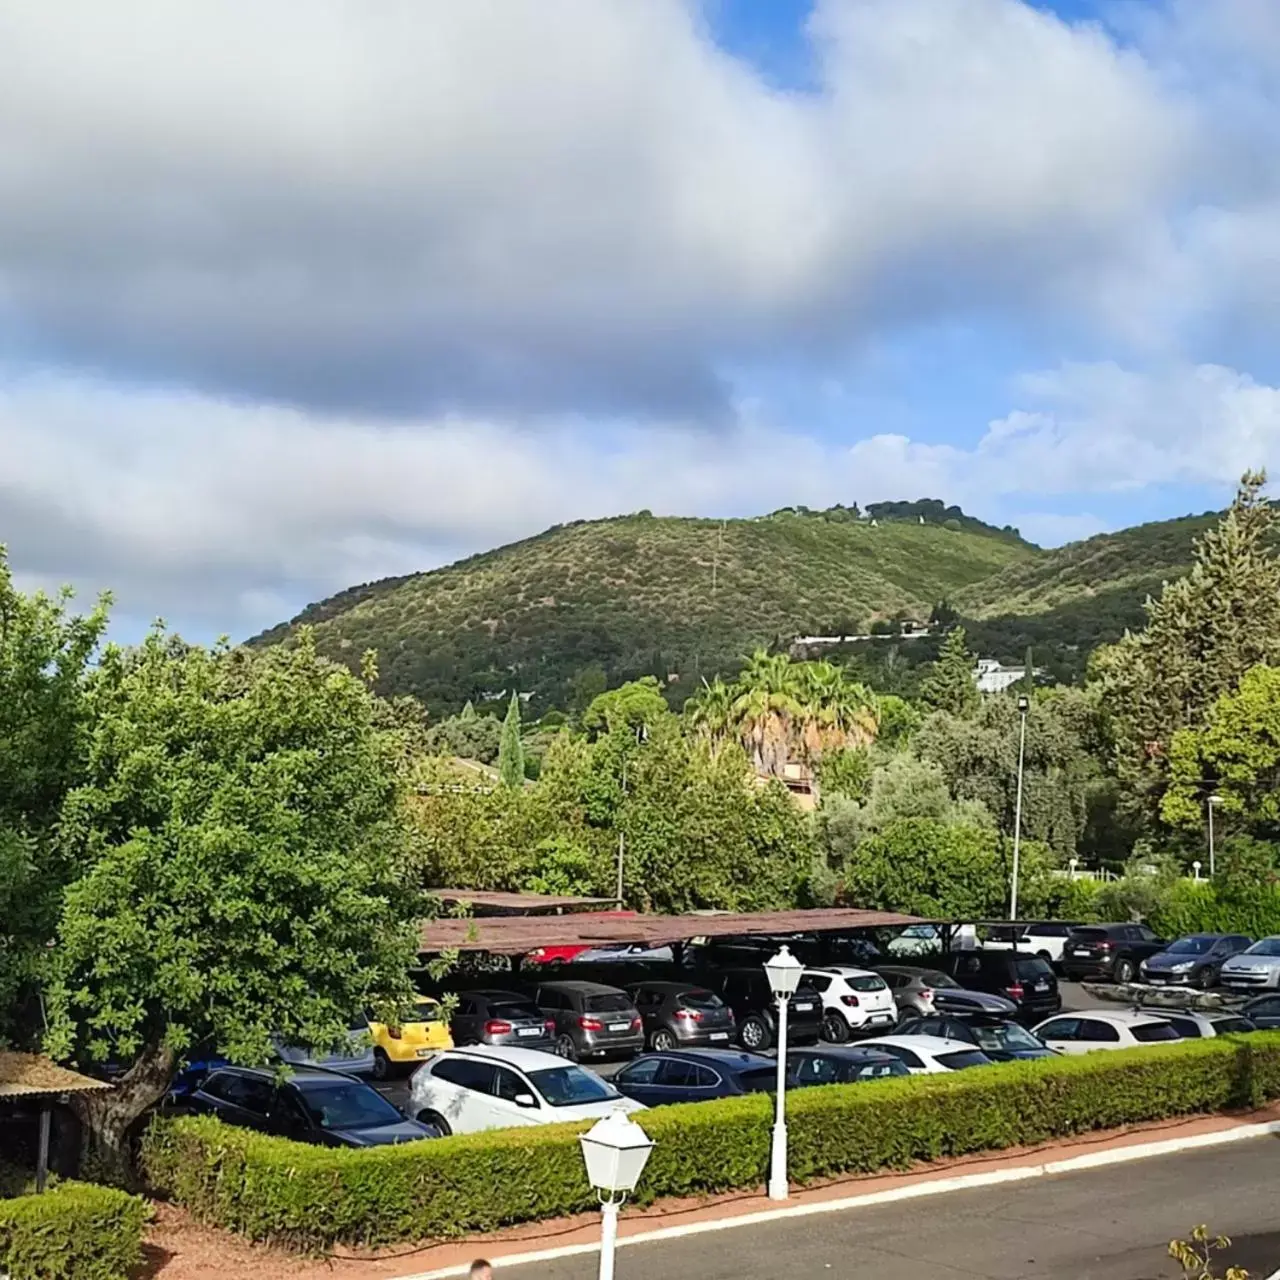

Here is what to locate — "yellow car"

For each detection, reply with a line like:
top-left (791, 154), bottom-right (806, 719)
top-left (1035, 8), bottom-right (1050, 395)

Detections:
top-left (367, 997), bottom-right (453, 1079)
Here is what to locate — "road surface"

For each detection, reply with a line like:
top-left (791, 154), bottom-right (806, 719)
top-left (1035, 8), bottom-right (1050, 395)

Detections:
top-left (500, 1139), bottom-right (1280, 1279)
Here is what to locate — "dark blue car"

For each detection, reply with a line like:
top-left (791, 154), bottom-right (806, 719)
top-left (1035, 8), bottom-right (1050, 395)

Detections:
top-left (896, 1015), bottom-right (1056, 1061)
top-left (612, 1049), bottom-right (778, 1106)
top-left (786, 1045), bottom-right (911, 1086)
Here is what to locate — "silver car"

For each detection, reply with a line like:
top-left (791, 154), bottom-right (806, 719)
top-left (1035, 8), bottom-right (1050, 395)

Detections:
top-left (1221, 936), bottom-right (1280, 990)
top-left (272, 1015), bottom-right (377, 1076)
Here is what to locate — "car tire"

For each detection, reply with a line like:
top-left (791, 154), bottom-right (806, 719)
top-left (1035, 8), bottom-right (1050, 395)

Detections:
top-left (372, 1049), bottom-right (393, 1081)
top-left (555, 1034), bottom-right (579, 1062)
top-left (1197, 966), bottom-right (1217, 990)
top-left (416, 1109), bottom-right (451, 1137)
top-left (650, 1029), bottom-right (677, 1052)
top-left (821, 1012), bottom-right (851, 1044)
top-left (1114, 958), bottom-right (1136, 983)
top-left (739, 1015), bottom-right (772, 1052)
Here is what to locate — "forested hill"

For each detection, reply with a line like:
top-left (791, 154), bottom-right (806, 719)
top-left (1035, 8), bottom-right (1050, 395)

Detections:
top-left (252, 503), bottom-right (1217, 715)
top-left (252, 505), bottom-right (1034, 714)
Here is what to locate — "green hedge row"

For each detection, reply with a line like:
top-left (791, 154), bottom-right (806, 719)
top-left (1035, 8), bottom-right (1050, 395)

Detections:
top-left (141, 1033), bottom-right (1280, 1251)
top-left (0, 1181), bottom-right (148, 1280)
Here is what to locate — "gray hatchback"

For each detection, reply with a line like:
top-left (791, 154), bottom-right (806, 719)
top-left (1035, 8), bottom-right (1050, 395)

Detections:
top-left (530, 980), bottom-right (644, 1062)
top-left (450, 989), bottom-right (556, 1050)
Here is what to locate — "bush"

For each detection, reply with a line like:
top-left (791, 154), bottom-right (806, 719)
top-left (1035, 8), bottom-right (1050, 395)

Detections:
top-left (0, 1181), bottom-right (148, 1280)
top-left (142, 1034), bottom-right (1280, 1251)
top-left (1149, 880), bottom-right (1280, 940)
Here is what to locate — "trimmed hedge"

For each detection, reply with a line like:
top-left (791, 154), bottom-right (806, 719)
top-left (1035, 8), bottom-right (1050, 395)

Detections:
top-left (0, 1181), bottom-right (149, 1280)
top-left (142, 1034), bottom-right (1280, 1251)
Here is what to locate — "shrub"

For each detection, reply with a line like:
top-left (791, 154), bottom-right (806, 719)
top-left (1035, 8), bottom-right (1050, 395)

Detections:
top-left (0, 1181), bottom-right (148, 1280)
top-left (142, 1034), bottom-right (1280, 1251)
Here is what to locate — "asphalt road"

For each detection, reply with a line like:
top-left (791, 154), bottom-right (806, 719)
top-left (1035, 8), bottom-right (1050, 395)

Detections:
top-left (501, 1138), bottom-right (1280, 1280)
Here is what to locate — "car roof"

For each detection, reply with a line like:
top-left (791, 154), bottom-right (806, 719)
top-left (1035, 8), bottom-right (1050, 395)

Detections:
top-left (1043, 1009), bottom-right (1171, 1027)
top-left (859, 1034), bottom-right (978, 1054)
top-left (442, 1044), bottom-right (574, 1070)
top-left (207, 1064), bottom-right (358, 1085)
top-left (460, 988), bottom-right (534, 1001)
top-left (804, 965), bottom-right (880, 978)
top-left (628, 980), bottom-right (711, 994)
top-left (535, 980), bottom-right (627, 995)
top-left (788, 1045), bottom-right (898, 1061)
top-left (634, 1048), bottom-right (772, 1069)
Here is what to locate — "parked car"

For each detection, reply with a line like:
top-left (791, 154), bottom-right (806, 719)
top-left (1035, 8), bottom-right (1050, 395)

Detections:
top-left (941, 950), bottom-right (1061, 1021)
top-left (527, 980), bottom-right (644, 1062)
top-left (1060, 924), bottom-right (1166, 983)
top-left (613, 1049), bottom-right (776, 1106)
top-left (803, 967), bottom-right (898, 1043)
top-left (449, 989), bottom-right (556, 1050)
top-left (887, 923), bottom-right (978, 957)
top-left (366, 996), bottom-right (453, 1080)
top-left (876, 966), bottom-right (1018, 1019)
top-left (1135, 1008), bottom-right (1256, 1038)
top-left (895, 1015), bottom-right (1056, 1062)
top-left (856, 1034), bottom-right (995, 1073)
top-left (1139, 934), bottom-right (1253, 988)
top-left (1242, 994), bottom-right (1280, 1028)
top-left (786, 1046), bottom-right (912, 1087)
top-left (1221, 937), bottom-right (1280, 991)
top-left (700, 968), bottom-right (823, 1051)
top-left (1032, 1010), bottom-right (1182, 1054)
top-left (982, 922), bottom-right (1081, 969)
top-left (272, 1015), bottom-right (376, 1076)
top-left (408, 1045), bottom-right (642, 1135)
top-left (188, 1065), bottom-right (436, 1145)
top-left (627, 981), bottom-right (736, 1050)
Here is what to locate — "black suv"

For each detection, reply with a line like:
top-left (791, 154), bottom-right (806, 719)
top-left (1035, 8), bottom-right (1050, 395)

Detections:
top-left (628, 980), bottom-right (737, 1050)
top-left (527, 980), bottom-right (644, 1062)
top-left (186, 1066), bottom-right (436, 1146)
top-left (942, 950), bottom-right (1061, 1021)
top-left (1061, 923), bottom-right (1166, 983)
top-left (449, 989), bottom-right (555, 1049)
top-left (701, 968), bottom-right (822, 1050)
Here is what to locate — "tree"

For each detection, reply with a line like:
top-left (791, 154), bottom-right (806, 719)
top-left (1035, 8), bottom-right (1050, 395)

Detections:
top-left (42, 631), bottom-right (420, 1181)
top-left (919, 626), bottom-right (978, 717)
top-left (582, 676), bottom-right (669, 737)
top-left (1097, 471), bottom-right (1280, 821)
top-left (424, 708), bottom-right (503, 762)
top-left (498, 692), bottom-right (525, 787)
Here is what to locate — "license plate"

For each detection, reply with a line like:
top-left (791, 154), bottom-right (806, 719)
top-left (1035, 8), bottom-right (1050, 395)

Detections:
top-left (517, 1027), bottom-right (542, 1037)
top-left (1034, 979), bottom-right (1049, 991)
top-left (710, 1032), bottom-right (729, 1041)
top-left (794, 1002), bottom-right (814, 1012)
top-left (609, 1022), bottom-right (630, 1032)
top-left (1149, 977), bottom-right (1166, 985)
top-left (1072, 948), bottom-right (1091, 956)
top-left (416, 1048), bottom-right (432, 1057)
top-left (870, 1014), bottom-right (893, 1024)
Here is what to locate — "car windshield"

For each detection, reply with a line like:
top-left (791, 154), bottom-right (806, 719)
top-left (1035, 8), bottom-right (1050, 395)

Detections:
top-left (584, 993), bottom-right (633, 1013)
top-left (1166, 937), bottom-right (1214, 955)
top-left (918, 970), bottom-right (959, 989)
top-left (970, 1022), bottom-right (1043, 1052)
top-left (847, 975), bottom-right (887, 992)
top-left (678, 990), bottom-right (723, 1009)
top-left (527, 1065), bottom-right (619, 1107)
top-left (1246, 938), bottom-right (1280, 957)
top-left (1131, 1021), bottom-right (1181, 1043)
top-left (936, 1050), bottom-right (991, 1070)
top-left (299, 1083), bottom-right (404, 1132)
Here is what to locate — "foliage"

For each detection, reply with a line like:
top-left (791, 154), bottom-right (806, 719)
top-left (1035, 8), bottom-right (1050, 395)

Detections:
top-left (814, 747), bottom-right (872, 801)
top-left (1168, 1225), bottom-right (1248, 1280)
top-left (251, 510), bottom-right (1035, 717)
top-left (919, 626), bottom-right (978, 717)
top-left (423, 710), bottom-right (502, 763)
top-left (142, 1034), bottom-right (1280, 1250)
top-left (42, 630), bottom-right (421, 1176)
top-left (0, 1180), bottom-right (148, 1280)
top-left (1164, 664), bottom-right (1280, 838)
top-left (497, 693), bottom-right (525, 788)
top-left (582, 676), bottom-right (669, 736)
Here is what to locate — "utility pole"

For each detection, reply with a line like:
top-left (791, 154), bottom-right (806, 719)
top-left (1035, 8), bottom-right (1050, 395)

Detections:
top-left (1009, 694), bottom-right (1029, 920)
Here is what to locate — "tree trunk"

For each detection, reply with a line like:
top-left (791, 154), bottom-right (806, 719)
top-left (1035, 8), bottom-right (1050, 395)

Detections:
top-left (70, 1040), bottom-right (175, 1188)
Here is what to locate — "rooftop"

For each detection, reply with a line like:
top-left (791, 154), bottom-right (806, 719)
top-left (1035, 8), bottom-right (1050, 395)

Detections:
top-left (0, 1052), bottom-right (111, 1100)
top-left (430, 889), bottom-right (622, 916)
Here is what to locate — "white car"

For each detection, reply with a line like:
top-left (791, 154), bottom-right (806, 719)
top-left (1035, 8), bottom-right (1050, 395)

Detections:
top-left (855, 1034), bottom-right (994, 1074)
top-left (1032, 1010), bottom-right (1183, 1055)
top-left (888, 924), bottom-right (978, 957)
top-left (803, 967), bottom-right (898, 1042)
top-left (982, 922), bottom-right (1079, 968)
top-left (408, 1045), bottom-right (645, 1135)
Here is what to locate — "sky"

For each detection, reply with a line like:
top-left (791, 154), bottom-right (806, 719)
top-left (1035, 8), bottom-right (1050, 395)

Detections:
top-left (2, 0), bottom-right (1280, 642)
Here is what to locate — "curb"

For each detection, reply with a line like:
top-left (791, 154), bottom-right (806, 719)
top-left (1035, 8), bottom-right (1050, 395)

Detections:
top-left (398, 1118), bottom-right (1280, 1279)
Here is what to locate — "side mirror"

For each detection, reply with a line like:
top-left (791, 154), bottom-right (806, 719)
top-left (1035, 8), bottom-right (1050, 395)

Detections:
top-left (514, 1092), bottom-right (539, 1109)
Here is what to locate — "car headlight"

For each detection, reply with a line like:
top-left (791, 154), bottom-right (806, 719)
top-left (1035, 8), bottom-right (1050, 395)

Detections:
top-left (1171, 961), bottom-right (1194, 972)
top-left (1139, 960), bottom-right (1148, 972)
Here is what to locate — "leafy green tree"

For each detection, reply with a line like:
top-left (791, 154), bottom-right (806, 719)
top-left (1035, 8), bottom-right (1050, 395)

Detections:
top-left (582, 676), bottom-right (669, 737)
top-left (919, 626), bottom-right (978, 717)
top-left (42, 631), bottom-right (420, 1180)
top-left (424, 708), bottom-right (503, 762)
top-left (0, 551), bottom-right (108, 1042)
top-left (498, 692), bottom-right (526, 788)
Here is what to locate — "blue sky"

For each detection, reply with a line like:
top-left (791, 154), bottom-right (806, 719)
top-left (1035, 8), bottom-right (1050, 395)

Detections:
top-left (1, 0), bottom-right (1278, 642)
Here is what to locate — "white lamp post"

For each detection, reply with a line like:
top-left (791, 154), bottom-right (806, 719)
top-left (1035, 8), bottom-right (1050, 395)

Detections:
top-left (1207, 795), bottom-right (1223, 879)
top-left (1009, 694), bottom-right (1030, 920)
top-left (1068, 856), bottom-right (1079, 881)
top-left (764, 945), bottom-right (803, 1201)
top-left (579, 1107), bottom-right (654, 1280)
top-left (1192, 860), bottom-right (1202, 883)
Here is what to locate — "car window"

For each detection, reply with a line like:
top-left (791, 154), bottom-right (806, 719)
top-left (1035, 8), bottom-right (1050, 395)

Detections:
top-left (805, 974), bottom-right (832, 994)
top-left (880, 972), bottom-right (907, 990)
top-left (877, 1045), bottom-right (922, 1069)
top-left (618, 1057), bottom-right (662, 1085)
top-left (1159, 1016), bottom-right (1201, 1039)
top-left (792, 1054), bottom-right (839, 1085)
top-left (297, 1081), bottom-right (404, 1131)
top-left (935, 1050), bottom-right (990, 1070)
top-left (737, 1068), bottom-right (776, 1093)
top-left (919, 970), bottom-right (959, 989)
top-left (657, 1059), bottom-right (699, 1088)
top-left (970, 1022), bottom-right (1041, 1052)
top-left (455, 997), bottom-right (476, 1017)
top-left (1078, 1020), bottom-right (1121, 1042)
top-left (201, 1071), bottom-right (243, 1104)
top-left (1229, 937), bottom-right (1252, 951)
top-left (1014, 957), bottom-right (1052, 978)
top-left (848, 975), bottom-right (887, 992)
top-left (852, 1058), bottom-right (909, 1080)
top-left (432, 1057), bottom-right (496, 1093)
top-left (527, 1065), bottom-right (619, 1107)
top-left (1245, 939), bottom-right (1280, 957)
top-left (1037, 1018), bottom-right (1080, 1040)
top-left (1166, 937), bottom-right (1214, 955)
top-left (1250, 997), bottom-right (1280, 1015)
top-left (489, 999), bottom-right (543, 1020)
top-left (493, 1066), bottom-right (532, 1103)
top-left (1214, 1017), bottom-right (1254, 1034)
top-left (584, 992), bottom-right (634, 1014)
top-left (693, 1064), bottom-right (720, 1088)
top-left (955, 955), bottom-right (983, 977)
top-left (535, 989), bottom-right (562, 1010)
top-left (1131, 1021), bottom-right (1181, 1043)
top-left (678, 989), bottom-right (723, 1010)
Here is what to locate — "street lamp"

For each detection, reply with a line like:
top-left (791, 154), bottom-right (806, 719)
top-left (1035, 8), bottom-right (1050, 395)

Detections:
top-left (763, 945), bottom-right (803, 1201)
top-left (579, 1108), bottom-right (654, 1280)
top-left (1068, 857), bottom-right (1079, 881)
top-left (1193, 860), bottom-right (1203, 883)
top-left (1009, 694), bottom-right (1030, 920)
top-left (1207, 795), bottom-right (1223, 879)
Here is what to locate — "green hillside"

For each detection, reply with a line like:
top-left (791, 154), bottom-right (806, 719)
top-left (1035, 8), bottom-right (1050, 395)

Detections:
top-left (254, 507), bottom-right (1036, 715)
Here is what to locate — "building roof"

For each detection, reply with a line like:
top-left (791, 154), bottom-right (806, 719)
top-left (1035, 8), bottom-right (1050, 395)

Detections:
top-left (430, 889), bottom-right (621, 916)
top-left (420, 906), bottom-right (928, 955)
top-left (0, 1052), bottom-right (111, 1099)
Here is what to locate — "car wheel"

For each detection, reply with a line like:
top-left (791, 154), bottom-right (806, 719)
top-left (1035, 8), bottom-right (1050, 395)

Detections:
top-left (372, 1049), bottom-right (392, 1081)
top-left (821, 1012), bottom-right (851, 1044)
top-left (650, 1029), bottom-right (677, 1052)
top-left (1036, 950), bottom-right (1052, 964)
top-left (416, 1109), bottom-right (451, 1137)
top-left (739, 1015), bottom-right (772, 1052)
top-left (1114, 958), bottom-right (1136, 983)
top-left (1197, 966), bottom-right (1217, 990)
top-left (555, 1034), bottom-right (579, 1062)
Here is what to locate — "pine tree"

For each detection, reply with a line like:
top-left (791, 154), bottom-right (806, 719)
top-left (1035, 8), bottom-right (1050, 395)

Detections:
top-left (498, 692), bottom-right (525, 788)
top-left (920, 626), bottom-right (979, 717)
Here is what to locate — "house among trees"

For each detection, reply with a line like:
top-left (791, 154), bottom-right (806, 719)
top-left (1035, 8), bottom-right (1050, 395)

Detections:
top-left (974, 657), bottom-right (1037, 694)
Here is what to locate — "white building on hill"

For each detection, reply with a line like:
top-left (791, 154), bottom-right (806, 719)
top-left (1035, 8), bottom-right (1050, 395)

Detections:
top-left (974, 658), bottom-right (1038, 694)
